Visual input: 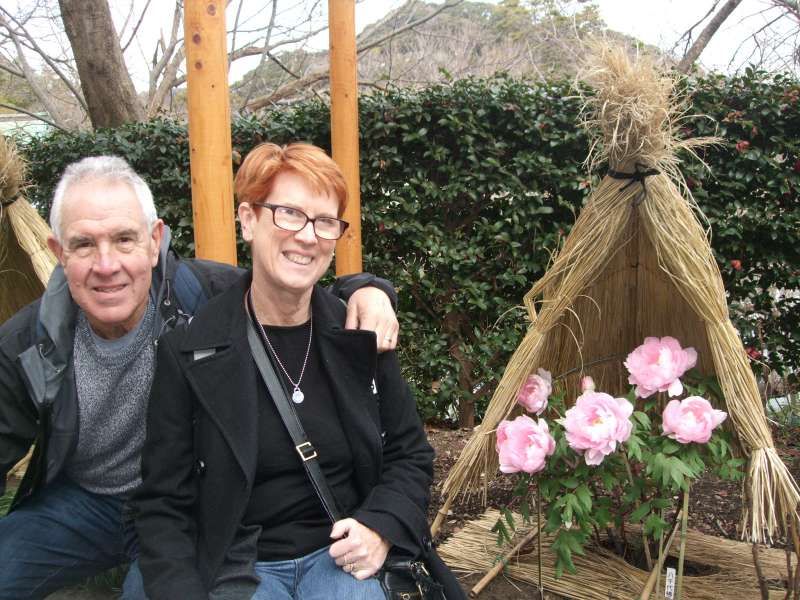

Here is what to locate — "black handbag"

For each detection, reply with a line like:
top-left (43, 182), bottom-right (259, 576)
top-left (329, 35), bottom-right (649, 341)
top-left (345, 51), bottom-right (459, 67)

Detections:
top-left (245, 301), bottom-right (447, 600)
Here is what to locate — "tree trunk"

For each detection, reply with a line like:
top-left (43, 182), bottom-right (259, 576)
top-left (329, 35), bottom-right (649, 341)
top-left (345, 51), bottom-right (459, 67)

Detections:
top-left (58, 0), bottom-right (143, 128)
top-left (677, 0), bottom-right (743, 73)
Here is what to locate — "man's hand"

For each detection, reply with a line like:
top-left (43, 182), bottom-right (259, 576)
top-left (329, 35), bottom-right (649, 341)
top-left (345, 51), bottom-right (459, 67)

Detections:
top-left (329, 518), bottom-right (391, 580)
top-left (345, 287), bottom-right (399, 352)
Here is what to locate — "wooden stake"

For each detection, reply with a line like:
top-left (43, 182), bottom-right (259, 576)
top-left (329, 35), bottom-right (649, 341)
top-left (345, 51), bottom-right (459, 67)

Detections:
top-left (675, 486), bottom-right (690, 600)
top-left (328, 0), bottom-right (362, 275)
top-left (469, 525), bottom-right (540, 598)
top-left (184, 0), bottom-right (237, 265)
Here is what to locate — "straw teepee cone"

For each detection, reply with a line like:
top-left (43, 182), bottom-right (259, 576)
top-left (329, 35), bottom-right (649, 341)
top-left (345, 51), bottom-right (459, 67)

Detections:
top-left (434, 43), bottom-right (799, 545)
top-left (0, 135), bottom-right (57, 480)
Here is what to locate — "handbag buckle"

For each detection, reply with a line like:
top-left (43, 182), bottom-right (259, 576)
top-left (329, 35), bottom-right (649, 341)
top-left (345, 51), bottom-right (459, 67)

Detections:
top-left (295, 441), bottom-right (318, 462)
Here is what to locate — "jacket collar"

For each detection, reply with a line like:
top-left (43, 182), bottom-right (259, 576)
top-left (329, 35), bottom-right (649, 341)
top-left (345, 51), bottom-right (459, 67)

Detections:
top-left (177, 271), bottom-right (382, 488)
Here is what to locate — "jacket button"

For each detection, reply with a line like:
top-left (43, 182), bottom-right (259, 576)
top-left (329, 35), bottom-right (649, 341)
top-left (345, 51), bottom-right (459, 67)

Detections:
top-left (195, 459), bottom-right (206, 476)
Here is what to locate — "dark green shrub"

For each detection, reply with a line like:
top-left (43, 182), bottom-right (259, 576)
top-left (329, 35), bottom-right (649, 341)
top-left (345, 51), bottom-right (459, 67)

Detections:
top-left (19, 70), bottom-right (800, 422)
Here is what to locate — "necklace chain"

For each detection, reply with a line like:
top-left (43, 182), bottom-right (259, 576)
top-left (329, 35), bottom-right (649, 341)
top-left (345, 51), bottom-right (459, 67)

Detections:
top-left (248, 289), bottom-right (313, 403)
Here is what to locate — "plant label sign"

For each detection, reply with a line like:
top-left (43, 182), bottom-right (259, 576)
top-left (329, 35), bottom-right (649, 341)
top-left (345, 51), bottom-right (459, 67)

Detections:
top-left (664, 567), bottom-right (676, 599)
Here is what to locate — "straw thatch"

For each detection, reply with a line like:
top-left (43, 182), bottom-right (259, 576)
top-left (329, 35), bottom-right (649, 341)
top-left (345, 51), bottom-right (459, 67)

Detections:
top-left (435, 43), bottom-right (800, 544)
top-left (0, 135), bottom-right (56, 481)
top-left (439, 510), bottom-right (791, 599)
top-left (0, 135), bottom-right (56, 324)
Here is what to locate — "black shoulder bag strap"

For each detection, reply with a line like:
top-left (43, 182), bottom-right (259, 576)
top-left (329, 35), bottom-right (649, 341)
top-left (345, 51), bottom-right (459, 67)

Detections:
top-left (244, 296), bottom-right (343, 524)
top-left (245, 291), bottom-right (447, 600)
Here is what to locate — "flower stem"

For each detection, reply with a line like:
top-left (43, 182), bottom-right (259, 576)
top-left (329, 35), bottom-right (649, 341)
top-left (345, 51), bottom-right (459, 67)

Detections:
top-left (622, 452), bottom-right (652, 570)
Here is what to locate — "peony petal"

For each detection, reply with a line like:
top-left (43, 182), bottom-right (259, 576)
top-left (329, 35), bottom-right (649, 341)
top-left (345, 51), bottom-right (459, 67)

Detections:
top-left (667, 378), bottom-right (683, 397)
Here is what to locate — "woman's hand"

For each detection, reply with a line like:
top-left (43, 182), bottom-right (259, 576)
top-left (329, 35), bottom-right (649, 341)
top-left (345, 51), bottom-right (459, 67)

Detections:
top-left (329, 518), bottom-right (391, 580)
top-left (345, 287), bottom-right (399, 353)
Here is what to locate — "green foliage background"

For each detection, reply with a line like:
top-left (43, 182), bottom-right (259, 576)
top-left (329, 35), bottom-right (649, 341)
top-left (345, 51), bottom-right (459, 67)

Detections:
top-left (18, 71), bottom-right (800, 422)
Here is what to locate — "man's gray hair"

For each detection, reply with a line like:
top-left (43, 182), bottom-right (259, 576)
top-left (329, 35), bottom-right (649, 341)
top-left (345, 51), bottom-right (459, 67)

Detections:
top-left (50, 156), bottom-right (158, 241)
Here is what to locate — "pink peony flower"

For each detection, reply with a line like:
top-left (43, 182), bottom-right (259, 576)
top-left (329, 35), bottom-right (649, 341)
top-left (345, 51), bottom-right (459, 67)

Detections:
top-left (624, 336), bottom-right (698, 398)
top-left (661, 396), bottom-right (727, 444)
top-left (496, 415), bottom-right (555, 474)
top-left (563, 392), bottom-right (633, 466)
top-left (516, 368), bottom-right (552, 415)
top-left (580, 375), bottom-right (595, 392)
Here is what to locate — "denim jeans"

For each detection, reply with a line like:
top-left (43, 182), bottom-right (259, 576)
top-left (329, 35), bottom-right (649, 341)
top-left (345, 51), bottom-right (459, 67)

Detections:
top-left (251, 545), bottom-right (384, 600)
top-left (0, 477), bottom-right (146, 600)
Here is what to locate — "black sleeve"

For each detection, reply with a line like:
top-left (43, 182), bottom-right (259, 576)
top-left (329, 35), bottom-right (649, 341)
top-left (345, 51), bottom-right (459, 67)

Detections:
top-left (352, 350), bottom-right (434, 555)
top-left (0, 310), bottom-right (40, 495)
top-left (133, 333), bottom-right (207, 599)
top-left (329, 273), bottom-right (398, 309)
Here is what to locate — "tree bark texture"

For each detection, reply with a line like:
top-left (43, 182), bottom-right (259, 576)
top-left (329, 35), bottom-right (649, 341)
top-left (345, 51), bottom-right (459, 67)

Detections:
top-left (58, 0), bottom-right (143, 128)
top-left (677, 0), bottom-right (744, 73)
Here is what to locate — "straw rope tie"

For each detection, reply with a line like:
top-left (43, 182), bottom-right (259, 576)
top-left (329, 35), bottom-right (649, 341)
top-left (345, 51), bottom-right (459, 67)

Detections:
top-left (607, 163), bottom-right (660, 206)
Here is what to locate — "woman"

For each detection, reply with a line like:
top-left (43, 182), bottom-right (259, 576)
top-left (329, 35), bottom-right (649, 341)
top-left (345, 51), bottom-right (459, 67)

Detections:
top-left (134, 143), bottom-right (459, 599)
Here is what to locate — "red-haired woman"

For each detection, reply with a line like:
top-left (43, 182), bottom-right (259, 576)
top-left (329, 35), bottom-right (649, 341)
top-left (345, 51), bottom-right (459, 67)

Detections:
top-left (134, 143), bottom-right (462, 600)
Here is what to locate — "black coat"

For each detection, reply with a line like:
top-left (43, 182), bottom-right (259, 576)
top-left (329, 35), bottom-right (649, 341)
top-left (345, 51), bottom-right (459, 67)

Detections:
top-left (134, 274), bottom-right (437, 599)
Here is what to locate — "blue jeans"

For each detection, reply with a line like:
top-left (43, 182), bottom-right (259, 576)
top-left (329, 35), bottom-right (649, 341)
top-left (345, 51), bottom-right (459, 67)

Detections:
top-left (0, 477), bottom-right (146, 600)
top-left (251, 545), bottom-right (384, 600)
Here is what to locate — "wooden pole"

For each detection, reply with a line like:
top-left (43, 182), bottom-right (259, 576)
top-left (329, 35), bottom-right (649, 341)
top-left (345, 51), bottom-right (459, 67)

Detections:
top-left (329, 0), bottom-right (362, 275)
top-left (184, 0), bottom-right (237, 265)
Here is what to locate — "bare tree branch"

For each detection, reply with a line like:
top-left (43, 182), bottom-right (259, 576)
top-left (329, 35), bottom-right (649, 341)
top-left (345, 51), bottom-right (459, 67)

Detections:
top-left (0, 101), bottom-right (67, 131)
top-left (0, 13), bottom-right (70, 129)
top-left (678, 0), bottom-right (744, 72)
top-left (245, 0), bottom-right (465, 111)
top-left (356, 0), bottom-right (465, 55)
top-left (0, 5), bottom-right (88, 112)
top-left (121, 0), bottom-right (153, 53)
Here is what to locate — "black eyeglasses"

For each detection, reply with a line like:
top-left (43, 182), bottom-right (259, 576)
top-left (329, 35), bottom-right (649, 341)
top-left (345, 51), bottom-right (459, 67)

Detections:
top-left (251, 203), bottom-right (349, 241)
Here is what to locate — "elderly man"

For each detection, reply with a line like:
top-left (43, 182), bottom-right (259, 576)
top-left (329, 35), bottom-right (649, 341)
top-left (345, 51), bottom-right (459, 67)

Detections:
top-left (0, 156), bottom-right (399, 600)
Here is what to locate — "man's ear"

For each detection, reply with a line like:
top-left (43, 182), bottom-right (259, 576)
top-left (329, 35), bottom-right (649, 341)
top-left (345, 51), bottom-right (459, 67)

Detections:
top-left (149, 219), bottom-right (165, 267)
top-left (47, 235), bottom-right (65, 265)
top-left (238, 203), bottom-right (254, 242)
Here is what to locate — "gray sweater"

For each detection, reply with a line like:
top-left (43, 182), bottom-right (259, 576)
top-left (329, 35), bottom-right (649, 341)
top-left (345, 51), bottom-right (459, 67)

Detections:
top-left (66, 301), bottom-right (156, 496)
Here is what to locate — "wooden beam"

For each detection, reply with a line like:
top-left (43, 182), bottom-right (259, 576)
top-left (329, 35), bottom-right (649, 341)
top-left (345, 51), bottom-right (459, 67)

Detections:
top-left (329, 0), bottom-right (362, 275)
top-left (184, 0), bottom-right (237, 265)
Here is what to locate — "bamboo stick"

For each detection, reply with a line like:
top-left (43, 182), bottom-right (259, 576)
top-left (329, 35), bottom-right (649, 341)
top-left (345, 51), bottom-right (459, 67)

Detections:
top-left (469, 526), bottom-right (541, 597)
top-left (431, 494), bottom-right (453, 537)
top-left (639, 510), bottom-right (683, 600)
top-left (676, 486), bottom-right (690, 600)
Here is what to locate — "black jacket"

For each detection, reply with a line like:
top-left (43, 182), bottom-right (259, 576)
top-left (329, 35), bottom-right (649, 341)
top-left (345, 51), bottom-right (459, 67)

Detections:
top-left (134, 273), bottom-right (435, 599)
top-left (0, 228), bottom-right (391, 510)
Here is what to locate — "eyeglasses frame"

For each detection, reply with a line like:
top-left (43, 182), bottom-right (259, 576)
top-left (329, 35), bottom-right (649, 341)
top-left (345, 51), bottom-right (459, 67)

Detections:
top-left (249, 202), bottom-right (350, 241)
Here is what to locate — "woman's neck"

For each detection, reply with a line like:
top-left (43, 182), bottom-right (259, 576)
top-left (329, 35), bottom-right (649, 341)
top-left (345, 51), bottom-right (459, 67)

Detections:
top-left (250, 277), bottom-right (312, 326)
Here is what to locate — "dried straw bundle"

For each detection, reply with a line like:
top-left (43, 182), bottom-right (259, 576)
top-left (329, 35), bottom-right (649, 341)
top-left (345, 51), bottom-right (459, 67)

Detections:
top-left (0, 136), bottom-right (55, 481)
top-left (0, 135), bottom-right (56, 325)
top-left (439, 510), bottom-right (788, 600)
top-left (434, 43), bottom-right (799, 544)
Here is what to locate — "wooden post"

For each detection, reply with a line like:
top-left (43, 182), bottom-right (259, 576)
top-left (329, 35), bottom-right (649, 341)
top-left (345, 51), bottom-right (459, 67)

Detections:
top-left (329, 0), bottom-right (362, 275)
top-left (184, 0), bottom-right (237, 265)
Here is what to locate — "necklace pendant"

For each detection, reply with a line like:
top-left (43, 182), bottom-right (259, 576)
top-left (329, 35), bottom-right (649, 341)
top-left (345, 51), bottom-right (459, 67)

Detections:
top-left (292, 387), bottom-right (305, 404)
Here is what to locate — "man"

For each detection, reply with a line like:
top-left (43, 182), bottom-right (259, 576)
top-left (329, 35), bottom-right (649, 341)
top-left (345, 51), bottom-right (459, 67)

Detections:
top-left (0, 156), bottom-right (399, 599)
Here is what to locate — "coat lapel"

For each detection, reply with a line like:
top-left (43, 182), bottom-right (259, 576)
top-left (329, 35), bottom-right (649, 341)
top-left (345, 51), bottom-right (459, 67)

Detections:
top-left (180, 279), bottom-right (258, 488)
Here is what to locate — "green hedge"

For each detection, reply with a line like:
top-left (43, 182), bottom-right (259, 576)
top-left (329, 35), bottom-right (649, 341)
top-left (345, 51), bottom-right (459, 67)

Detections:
top-left (19, 71), bottom-right (800, 422)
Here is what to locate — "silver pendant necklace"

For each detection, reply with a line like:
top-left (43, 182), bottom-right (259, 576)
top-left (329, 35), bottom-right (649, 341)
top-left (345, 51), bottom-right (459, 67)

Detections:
top-left (249, 289), bottom-right (313, 404)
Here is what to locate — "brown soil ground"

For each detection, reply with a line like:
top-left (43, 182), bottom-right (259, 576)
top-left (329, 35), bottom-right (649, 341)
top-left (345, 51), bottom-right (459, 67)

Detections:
top-left (425, 423), bottom-right (800, 600)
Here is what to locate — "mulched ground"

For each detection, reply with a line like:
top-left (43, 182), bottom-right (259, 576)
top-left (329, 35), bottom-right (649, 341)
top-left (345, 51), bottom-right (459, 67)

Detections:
top-left (34, 423), bottom-right (800, 599)
top-left (425, 423), bottom-right (800, 600)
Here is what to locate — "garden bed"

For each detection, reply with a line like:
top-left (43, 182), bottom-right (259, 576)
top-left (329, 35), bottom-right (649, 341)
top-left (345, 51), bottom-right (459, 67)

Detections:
top-left (426, 423), bottom-right (800, 599)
